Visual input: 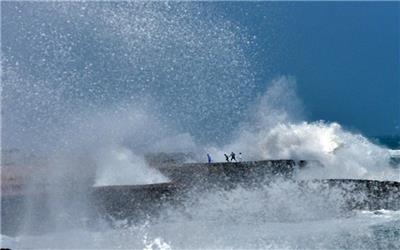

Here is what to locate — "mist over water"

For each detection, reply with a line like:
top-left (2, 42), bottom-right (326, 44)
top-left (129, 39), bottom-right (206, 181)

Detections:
top-left (2, 0), bottom-right (257, 184)
top-left (2, 2), bottom-right (399, 249)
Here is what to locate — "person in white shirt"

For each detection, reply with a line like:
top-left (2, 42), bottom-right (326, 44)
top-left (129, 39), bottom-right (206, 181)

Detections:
top-left (238, 152), bottom-right (243, 162)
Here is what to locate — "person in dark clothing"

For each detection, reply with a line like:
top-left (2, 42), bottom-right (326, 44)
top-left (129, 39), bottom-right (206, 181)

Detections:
top-left (230, 152), bottom-right (236, 162)
top-left (207, 153), bottom-right (212, 163)
top-left (224, 154), bottom-right (230, 162)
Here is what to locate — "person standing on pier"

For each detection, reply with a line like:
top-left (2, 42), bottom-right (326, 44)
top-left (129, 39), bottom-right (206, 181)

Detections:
top-left (230, 152), bottom-right (237, 162)
top-left (224, 154), bottom-right (230, 162)
top-left (207, 153), bottom-right (212, 163)
top-left (238, 152), bottom-right (243, 162)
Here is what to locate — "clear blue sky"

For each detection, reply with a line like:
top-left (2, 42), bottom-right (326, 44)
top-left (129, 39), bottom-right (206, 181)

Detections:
top-left (216, 1), bottom-right (399, 136)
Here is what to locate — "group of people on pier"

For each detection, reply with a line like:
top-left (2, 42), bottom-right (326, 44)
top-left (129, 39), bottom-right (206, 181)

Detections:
top-left (207, 152), bottom-right (242, 163)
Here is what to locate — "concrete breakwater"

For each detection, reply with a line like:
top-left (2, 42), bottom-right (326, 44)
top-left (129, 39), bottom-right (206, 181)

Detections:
top-left (92, 160), bottom-right (400, 221)
top-left (155, 160), bottom-right (310, 184)
top-left (92, 179), bottom-right (400, 223)
top-left (91, 160), bottom-right (312, 222)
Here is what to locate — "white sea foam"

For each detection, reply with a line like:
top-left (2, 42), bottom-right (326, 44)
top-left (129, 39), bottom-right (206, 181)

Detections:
top-left (210, 77), bottom-right (399, 181)
top-left (94, 147), bottom-right (168, 187)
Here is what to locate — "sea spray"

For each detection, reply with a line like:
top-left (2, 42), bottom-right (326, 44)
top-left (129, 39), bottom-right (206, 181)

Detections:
top-left (214, 77), bottom-right (398, 181)
top-left (2, 1), bottom-right (256, 152)
top-left (2, 2), bottom-right (256, 236)
top-left (94, 147), bottom-right (168, 187)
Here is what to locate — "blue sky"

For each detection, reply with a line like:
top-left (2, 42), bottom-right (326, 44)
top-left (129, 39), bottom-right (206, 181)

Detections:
top-left (217, 1), bottom-right (399, 136)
